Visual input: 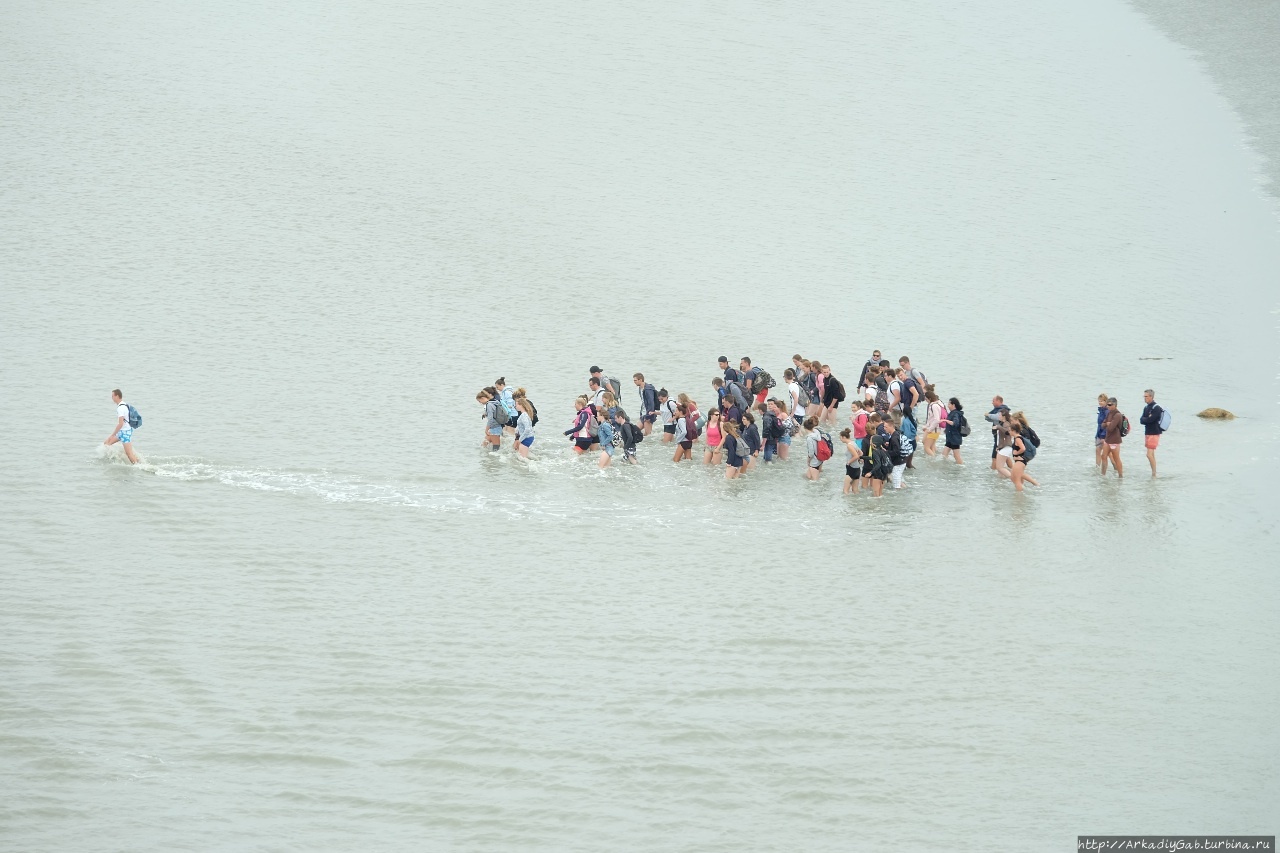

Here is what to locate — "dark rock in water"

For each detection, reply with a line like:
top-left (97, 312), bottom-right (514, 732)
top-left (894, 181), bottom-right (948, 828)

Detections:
top-left (1197, 408), bottom-right (1235, 420)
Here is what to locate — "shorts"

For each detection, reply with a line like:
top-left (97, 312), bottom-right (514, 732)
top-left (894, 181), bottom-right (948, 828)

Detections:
top-left (1108, 443), bottom-right (1121, 450)
top-left (679, 440), bottom-right (693, 450)
top-left (663, 424), bottom-right (676, 435)
top-left (809, 458), bottom-right (823, 469)
top-left (520, 436), bottom-right (535, 447)
top-left (927, 431), bottom-right (941, 441)
top-left (1145, 434), bottom-right (1160, 449)
top-left (870, 467), bottom-right (889, 481)
top-left (755, 390), bottom-right (768, 403)
top-left (601, 444), bottom-right (614, 457)
top-left (890, 464), bottom-right (906, 487)
top-left (623, 448), bottom-right (637, 460)
top-left (487, 426), bottom-right (504, 437)
top-left (779, 433), bottom-right (792, 446)
top-left (1095, 437), bottom-right (1106, 447)
top-left (116, 427), bottom-right (133, 443)
top-left (845, 464), bottom-right (860, 479)
top-left (641, 413), bottom-right (657, 424)
top-left (574, 437), bottom-right (594, 450)
top-left (998, 446), bottom-right (1013, 458)
top-left (945, 440), bottom-right (960, 450)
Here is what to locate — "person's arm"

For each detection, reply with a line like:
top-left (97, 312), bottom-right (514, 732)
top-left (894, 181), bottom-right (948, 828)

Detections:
top-left (105, 414), bottom-right (125, 443)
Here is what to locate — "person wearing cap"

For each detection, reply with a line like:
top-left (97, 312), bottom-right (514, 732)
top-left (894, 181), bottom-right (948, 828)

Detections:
top-left (717, 356), bottom-right (740, 386)
top-left (1101, 397), bottom-right (1125, 478)
top-left (589, 366), bottom-right (621, 401)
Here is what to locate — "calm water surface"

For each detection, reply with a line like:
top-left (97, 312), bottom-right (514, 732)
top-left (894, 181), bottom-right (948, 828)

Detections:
top-left (2, 0), bottom-right (1278, 849)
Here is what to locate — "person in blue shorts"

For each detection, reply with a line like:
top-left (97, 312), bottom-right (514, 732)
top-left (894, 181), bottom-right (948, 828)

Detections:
top-left (103, 389), bottom-right (139, 464)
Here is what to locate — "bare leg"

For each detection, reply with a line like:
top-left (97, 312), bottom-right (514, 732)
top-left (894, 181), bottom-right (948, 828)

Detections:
top-left (1147, 447), bottom-right (1157, 477)
top-left (598, 451), bottom-right (612, 469)
top-left (1108, 447), bottom-right (1123, 477)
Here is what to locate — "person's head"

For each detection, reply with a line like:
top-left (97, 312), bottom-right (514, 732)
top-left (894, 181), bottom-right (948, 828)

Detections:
top-left (718, 356), bottom-right (729, 368)
top-left (784, 368), bottom-right (796, 381)
top-left (897, 368), bottom-right (907, 380)
top-left (722, 419), bottom-right (740, 437)
top-left (925, 391), bottom-right (938, 403)
top-left (588, 377), bottom-right (601, 390)
top-left (708, 409), bottom-right (720, 424)
top-left (948, 397), bottom-right (961, 411)
top-left (803, 416), bottom-right (819, 430)
top-left (792, 354), bottom-right (804, 365)
top-left (483, 385), bottom-right (498, 397)
top-left (676, 403), bottom-right (688, 416)
top-left (1009, 420), bottom-right (1023, 435)
top-left (755, 401), bottom-right (767, 414)
top-left (992, 395), bottom-right (1004, 407)
top-left (871, 350), bottom-right (881, 363)
top-left (634, 373), bottom-right (645, 386)
top-left (743, 411), bottom-right (755, 425)
top-left (868, 413), bottom-right (882, 426)
top-left (878, 359), bottom-right (891, 369)
top-left (740, 356), bottom-right (752, 370)
top-left (898, 356), bottom-right (911, 368)
top-left (476, 390), bottom-right (492, 404)
top-left (513, 387), bottom-right (527, 399)
top-left (839, 428), bottom-right (851, 439)
top-left (678, 392), bottom-right (692, 408)
top-left (924, 384), bottom-right (935, 396)
top-left (658, 388), bottom-right (669, 401)
top-left (999, 410), bottom-right (1011, 424)
top-left (589, 365), bottom-right (603, 378)
top-left (711, 377), bottom-right (724, 389)
top-left (602, 391), bottom-right (616, 407)
top-left (1107, 397), bottom-right (1118, 409)
top-left (1144, 388), bottom-right (1155, 403)
top-left (596, 406), bottom-right (607, 422)
top-left (112, 389), bottom-right (123, 402)
top-left (1098, 393), bottom-right (1108, 405)
top-left (866, 365), bottom-right (879, 380)
top-left (517, 397), bottom-right (534, 416)
top-left (802, 359), bottom-right (814, 370)
top-left (613, 410), bottom-right (628, 424)
top-left (767, 399), bottom-right (783, 416)
top-left (821, 364), bottom-right (831, 376)
top-left (574, 397), bottom-right (587, 411)
top-left (883, 418), bottom-right (896, 433)
top-left (1013, 411), bottom-right (1029, 429)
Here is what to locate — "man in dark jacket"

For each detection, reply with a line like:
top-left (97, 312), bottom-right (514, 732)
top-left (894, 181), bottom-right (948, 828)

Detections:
top-left (1138, 388), bottom-right (1165, 478)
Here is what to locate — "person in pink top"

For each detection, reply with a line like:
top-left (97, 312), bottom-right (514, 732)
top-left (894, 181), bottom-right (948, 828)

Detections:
top-left (702, 409), bottom-right (723, 466)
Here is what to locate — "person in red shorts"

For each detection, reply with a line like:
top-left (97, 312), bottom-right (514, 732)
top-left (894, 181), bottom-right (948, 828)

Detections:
top-left (1138, 389), bottom-right (1166, 478)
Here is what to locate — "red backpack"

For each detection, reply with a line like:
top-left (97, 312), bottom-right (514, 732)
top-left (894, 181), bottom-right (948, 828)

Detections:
top-left (685, 414), bottom-right (701, 441)
top-left (815, 431), bottom-right (834, 461)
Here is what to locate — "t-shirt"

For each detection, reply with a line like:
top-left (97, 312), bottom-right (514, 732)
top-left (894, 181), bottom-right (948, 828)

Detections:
top-left (590, 389), bottom-right (605, 408)
top-left (659, 399), bottom-right (677, 426)
top-left (117, 402), bottom-right (130, 428)
top-left (888, 380), bottom-right (902, 411)
top-left (787, 381), bottom-right (804, 416)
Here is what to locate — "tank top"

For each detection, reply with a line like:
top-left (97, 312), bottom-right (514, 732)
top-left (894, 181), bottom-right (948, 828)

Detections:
top-left (706, 424), bottom-right (722, 447)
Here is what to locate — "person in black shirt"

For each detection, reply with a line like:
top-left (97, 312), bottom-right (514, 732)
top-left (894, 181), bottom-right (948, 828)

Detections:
top-left (1138, 388), bottom-right (1165, 478)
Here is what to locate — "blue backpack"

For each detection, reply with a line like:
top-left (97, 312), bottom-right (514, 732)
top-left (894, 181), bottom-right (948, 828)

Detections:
top-left (1159, 408), bottom-right (1171, 432)
top-left (126, 404), bottom-right (142, 429)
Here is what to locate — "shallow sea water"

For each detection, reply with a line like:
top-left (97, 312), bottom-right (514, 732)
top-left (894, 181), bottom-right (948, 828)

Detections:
top-left (2, 0), bottom-right (1279, 849)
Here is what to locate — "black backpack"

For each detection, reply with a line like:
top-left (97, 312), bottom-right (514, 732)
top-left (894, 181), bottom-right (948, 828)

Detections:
top-left (1024, 426), bottom-right (1040, 447)
top-left (526, 400), bottom-right (539, 426)
top-left (829, 378), bottom-right (846, 403)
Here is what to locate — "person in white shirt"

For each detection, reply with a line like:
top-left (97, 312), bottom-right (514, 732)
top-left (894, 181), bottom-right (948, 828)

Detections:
top-left (103, 389), bottom-right (139, 464)
top-left (588, 378), bottom-right (606, 410)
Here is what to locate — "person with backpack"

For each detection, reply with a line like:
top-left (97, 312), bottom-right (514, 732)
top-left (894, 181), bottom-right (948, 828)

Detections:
top-left (614, 410), bottom-right (641, 464)
top-left (798, 360), bottom-right (822, 420)
top-left (587, 377), bottom-right (606, 410)
top-left (589, 366), bottom-right (623, 401)
top-left (514, 397), bottom-right (537, 459)
top-left (865, 415), bottom-right (893, 497)
top-left (718, 356), bottom-right (740, 386)
top-left (899, 356), bottom-right (928, 402)
top-left (873, 373), bottom-right (893, 418)
top-left (897, 368), bottom-right (922, 426)
top-left (819, 364), bottom-right (846, 427)
top-left (884, 418), bottom-right (909, 490)
top-left (672, 403), bottom-right (697, 463)
top-left (721, 419), bottom-right (747, 480)
top-left (494, 377), bottom-right (519, 430)
top-left (803, 416), bottom-right (831, 481)
top-left (634, 373), bottom-right (659, 436)
top-left (784, 369), bottom-right (807, 425)
top-left (940, 397), bottom-right (967, 465)
top-left (713, 377), bottom-right (746, 423)
top-left (1101, 396), bottom-right (1126, 478)
top-left (1094, 393), bottom-right (1111, 471)
top-left (657, 389), bottom-right (678, 443)
top-left (1006, 421), bottom-right (1039, 492)
top-left (104, 388), bottom-right (141, 464)
top-left (739, 357), bottom-right (774, 404)
top-left (1139, 388), bottom-right (1167, 478)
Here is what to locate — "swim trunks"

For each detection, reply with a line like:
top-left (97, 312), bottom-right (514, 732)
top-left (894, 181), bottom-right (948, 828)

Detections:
top-left (116, 427), bottom-right (133, 443)
top-left (521, 436), bottom-right (535, 447)
top-left (1145, 435), bottom-right (1160, 449)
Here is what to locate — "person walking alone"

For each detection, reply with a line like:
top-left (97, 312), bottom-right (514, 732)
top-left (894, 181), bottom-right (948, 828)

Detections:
top-left (104, 389), bottom-right (140, 464)
top-left (1138, 389), bottom-right (1166, 478)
